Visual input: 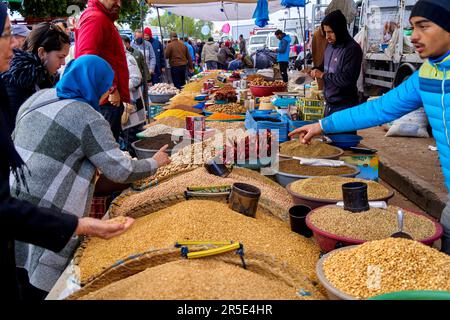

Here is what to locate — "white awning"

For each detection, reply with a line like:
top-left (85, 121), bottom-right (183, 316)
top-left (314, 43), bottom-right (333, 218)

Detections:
top-left (146, 0), bottom-right (284, 21)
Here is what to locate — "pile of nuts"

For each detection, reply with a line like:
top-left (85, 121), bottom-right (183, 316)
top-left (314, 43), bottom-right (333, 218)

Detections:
top-left (206, 103), bottom-right (246, 114)
top-left (250, 79), bottom-right (286, 87)
top-left (246, 74), bottom-right (265, 82)
top-left (322, 238), bottom-right (450, 299)
top-left (214, 86), bottom-right (237, 102)
top-left (149, 83), bottom-right (180, 95)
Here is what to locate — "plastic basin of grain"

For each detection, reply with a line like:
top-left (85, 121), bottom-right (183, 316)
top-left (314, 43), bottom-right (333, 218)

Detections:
top-left (285, 176), bottom-right (394, 209)
top-left (317, 238), bottom-right (450, 300)
top-left (305, 205), bottom-right (443, 252)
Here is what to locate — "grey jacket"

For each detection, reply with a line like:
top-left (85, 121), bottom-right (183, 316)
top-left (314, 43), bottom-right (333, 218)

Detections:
top-left (11, 89), bottom-right (158, 292)
top-left (201, 41), bottom-right (219, 63)
top-left (132, 40), bottom-right (157, 73)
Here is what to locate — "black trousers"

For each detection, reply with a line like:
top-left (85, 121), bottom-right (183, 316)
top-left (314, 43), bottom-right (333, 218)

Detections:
top-left (171, 65), bottom-right (187, 89)
top-left (99, 102), bottom-right (124, 142)
top-left (279, 61), bottom-right (289, 83)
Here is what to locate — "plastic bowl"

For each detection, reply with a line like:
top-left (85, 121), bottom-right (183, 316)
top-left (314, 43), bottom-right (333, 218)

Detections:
top-left (317, 245), bottom-right (448, 300)
top-left (250, 85), bottom-right (287, 97)
top-left (148, 93), bottom-right (176, 103)
top-left (328, 134), bottom-right (363, 149)
top-left (278, 147), bottom-right (345, 160)
top-left (132, 141), bottom-right (173, 159)
top-left (316, 245), bottom-right (359, 300)
top-left (306, 205), bottom-right (444, 252)
top-left (234, 157), bottom-right (273, 170)
top-left (285, 182), bottom-right (395, 210)
top-left (368, 290), bottom-right (450, 300)
top-left (274, 163), bottom-right (360, 187)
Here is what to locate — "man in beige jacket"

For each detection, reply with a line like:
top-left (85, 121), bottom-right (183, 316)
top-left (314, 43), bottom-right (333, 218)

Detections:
top-left (201, 37), bottom-right (219, 70)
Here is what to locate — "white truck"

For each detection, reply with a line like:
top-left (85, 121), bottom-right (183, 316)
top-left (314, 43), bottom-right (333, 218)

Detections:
top-left (358, 0), bottom-right (421, 95)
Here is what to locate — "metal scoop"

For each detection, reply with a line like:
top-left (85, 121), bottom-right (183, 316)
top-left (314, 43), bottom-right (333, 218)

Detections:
top-left (391, 209), bottom-right (413, 239)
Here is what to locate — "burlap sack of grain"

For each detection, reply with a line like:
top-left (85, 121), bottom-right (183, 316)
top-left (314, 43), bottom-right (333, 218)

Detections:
top-left (69, 247), bottom-right (325, 300)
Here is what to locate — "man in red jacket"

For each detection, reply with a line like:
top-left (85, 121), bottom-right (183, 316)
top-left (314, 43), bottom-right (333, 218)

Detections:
top-left (75, 0), bottom-right (129, 142)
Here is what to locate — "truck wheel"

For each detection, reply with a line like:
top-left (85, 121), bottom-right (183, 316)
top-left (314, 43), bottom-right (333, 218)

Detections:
top-left (393, 63), bottom-right (416, 88)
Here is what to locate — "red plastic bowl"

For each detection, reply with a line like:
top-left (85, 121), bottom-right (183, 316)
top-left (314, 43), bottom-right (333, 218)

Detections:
top-left (305, 205), bottom-right (444, 252)
top-left (250, 85), bottom-right (287, 97)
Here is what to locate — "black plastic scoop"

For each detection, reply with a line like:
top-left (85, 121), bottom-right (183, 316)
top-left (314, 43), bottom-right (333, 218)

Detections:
top-left (391, 209), bottom-right (413, 239)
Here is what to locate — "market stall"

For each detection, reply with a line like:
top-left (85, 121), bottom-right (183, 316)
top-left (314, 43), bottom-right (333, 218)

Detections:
top-left (46, 67), bottom-right (449, 301)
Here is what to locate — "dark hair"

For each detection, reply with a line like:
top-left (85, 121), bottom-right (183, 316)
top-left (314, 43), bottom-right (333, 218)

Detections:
top-left (121, 35), bottom-right (131, 44)
top-left (208, 37), bottom-right (214, 42)
top-left (23, 22), bottom-right (70, 55)
top-left (52, 19), bottom-right (68, 29)
top-left (184, 37), bottom-right (189, 42)
top-left (275, 29), bottom-right (283, 36)
top-left (321, 10), bottom-right (351, 44)
top-left (239, 34), bottom-right (243, 38)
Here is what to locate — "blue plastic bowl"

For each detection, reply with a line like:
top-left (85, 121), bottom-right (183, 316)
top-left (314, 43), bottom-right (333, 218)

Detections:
top-left (329, 134), bottom-right (363, 149)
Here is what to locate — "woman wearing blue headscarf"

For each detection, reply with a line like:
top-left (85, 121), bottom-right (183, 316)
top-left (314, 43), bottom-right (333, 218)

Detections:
top-left (11, 54), bottom-right (171, 295)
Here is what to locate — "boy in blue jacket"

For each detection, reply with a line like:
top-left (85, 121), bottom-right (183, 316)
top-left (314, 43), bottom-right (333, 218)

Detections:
top-left (274, 30), bottom-right (291, 82)
top-left (290, 0), bottom-right (450, 254)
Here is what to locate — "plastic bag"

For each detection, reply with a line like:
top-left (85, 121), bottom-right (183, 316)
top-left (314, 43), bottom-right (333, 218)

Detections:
top-left (385, 108), bottom-right (430, 138)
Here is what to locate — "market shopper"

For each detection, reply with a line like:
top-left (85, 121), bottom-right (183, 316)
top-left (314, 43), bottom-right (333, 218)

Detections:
top-left (226, 40), bottom-right (236, 56)
top-left (144, 27), bottom-right (166, 84)
top-left (122, 41), bottom-right (146, 153)
top-left (133, 29), bottom-right (157, 83)
top-left (201, 37), bottom-right (219, 70)
top-left (11, 24), bottom-right (30, 50)
top-left (239, 34), bottom-right (247, 56)
top-left (11, 55), bottom-right (171, 296)
top-left (274, 29), bottom-right (291, 83)
top-left (308, 10), bottom-right (362, 116)
top-left (290, 0), bottom-right (450, 254)
top-left (165, 31), bottom-right (193, 89)
top-left (75, 0), bottom-right (130, 142)
top-left (1, 22), bottom-right (70, 133)
top-left (218, 42), bottom-right (234, 70)
top-left (228, 54), bottom-right (243, 71)
top-left (122, 35), bottom-right (150, 112)
top-left (184, 37), bottom-right (196, 65)
top-left (0, 6), bottom-right (135, 301)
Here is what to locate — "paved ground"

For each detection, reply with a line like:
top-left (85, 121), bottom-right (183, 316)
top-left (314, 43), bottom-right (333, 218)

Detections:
top-left (359, 126), bottom-right (448, 220)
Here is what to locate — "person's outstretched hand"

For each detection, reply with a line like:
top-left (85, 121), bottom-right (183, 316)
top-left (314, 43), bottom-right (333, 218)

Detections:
top-left (152, 144), bottom-right (171, 167)
top-left (76, 217), bottom-right (134, 239)
top-left (288, 122), bottom-right (323, 144)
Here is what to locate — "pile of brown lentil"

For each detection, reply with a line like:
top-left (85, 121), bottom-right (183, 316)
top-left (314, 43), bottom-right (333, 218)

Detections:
top-left (280, 140), bottom-right (342, 158)
top-left (290, 176), bottom-right (390, 201)
top-left (279, 159), bottom-right (357, 176)
top-left (206, 121), bottom-right (246, 132)
top-left (78, 200), bottom-right (320, 284)
top-left (309, 206), bottom-right (437, 241)
top-left (79, 259), bottom-right (323, 300)
top-left (322, 238), bottom-right (450, 299)
top-left (117, 167), bottom-right (294, 216)
top-left (145, 117), bottom-right (186, 128)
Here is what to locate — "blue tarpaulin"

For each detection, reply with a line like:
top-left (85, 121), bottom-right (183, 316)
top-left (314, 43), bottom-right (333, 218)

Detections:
top-left (281, 0), bottom-right (305, 8)
top-left (252, 0), bottom-right (270, 28)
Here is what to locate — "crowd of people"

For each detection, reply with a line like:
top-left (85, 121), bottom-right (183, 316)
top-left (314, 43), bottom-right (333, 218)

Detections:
top-left (0, 0), bottom-right (448, 302)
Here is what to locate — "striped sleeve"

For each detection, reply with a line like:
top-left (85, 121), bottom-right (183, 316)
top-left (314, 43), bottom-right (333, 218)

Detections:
top-left (81, 117), bottom-right (158, 183)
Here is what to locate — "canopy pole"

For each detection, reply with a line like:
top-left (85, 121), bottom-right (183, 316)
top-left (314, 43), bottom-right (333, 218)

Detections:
top-left (141, 0), bottom-right (146, 66)
top-left (156, 7), bottom-right (164, 45)
top-left (182, 16), bottom-right (185, 39)
top-left (303, 4), bottom-right (306, 72)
